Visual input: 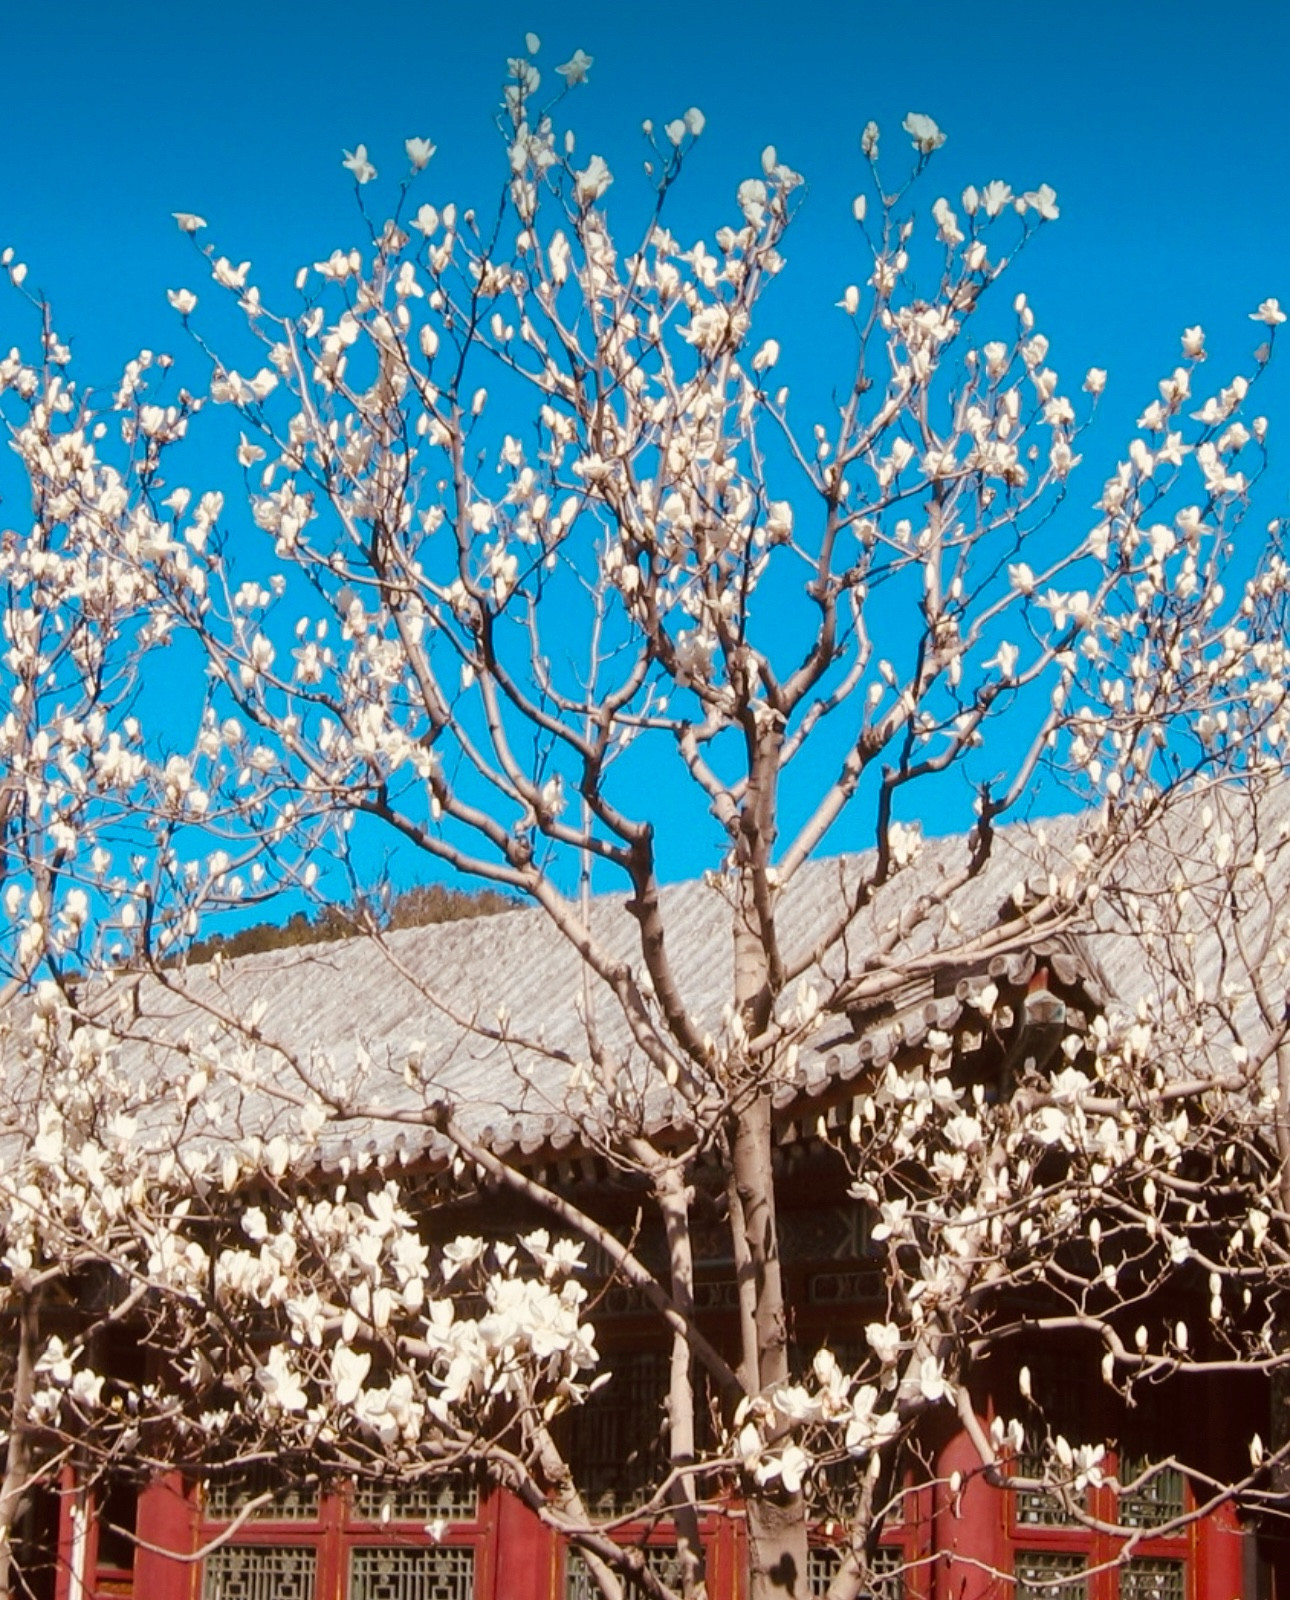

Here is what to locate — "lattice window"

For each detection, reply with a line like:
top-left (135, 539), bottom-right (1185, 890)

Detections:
top-left (1012, 1458), bottom-right (1083, 1527)
top-left (204, 1469), bottom-right (319, 1523)
top-left (202, 1544), bottom-right (317, 1600)
top-left (353, 1476), bottom-right (478, 1523)
top-left (1121, 1558), bottom-right (1185, 1600)
top-left (349, 1545), bottom-right (475, 1600)
top-left (1117, 1461), bottom-right (1185, 1529)
top-left (570, 1350), bottom-right (671, 1511)
top-left (808, 1543), bottom-right (902, 1599)
top-left (1015, 1550), bottom-right (1088, 1600)
top-left (566, 1547), bottom-right (687, 1600)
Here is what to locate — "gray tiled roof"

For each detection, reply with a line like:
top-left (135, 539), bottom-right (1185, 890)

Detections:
top-left (7, 781), bottom-right (1286, 1174)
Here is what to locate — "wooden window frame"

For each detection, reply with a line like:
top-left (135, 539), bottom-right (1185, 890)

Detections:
top-left (1006, 1451), bottom-right (1195, 1600)
top-left (196, 1478), bottom-right (498, 1600)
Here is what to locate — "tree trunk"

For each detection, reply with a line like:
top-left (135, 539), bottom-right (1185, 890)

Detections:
top-left (0, 1289), bottom-right (41, 1600)
top-left (659, 1170), bottom-right (707, 1600)
top-left (729, 724), bottom-right (811, 1600)
top-left (732, 1093), bottom-right (810, 1600)
top-left (746, 1493), bottom-right (811, 1600)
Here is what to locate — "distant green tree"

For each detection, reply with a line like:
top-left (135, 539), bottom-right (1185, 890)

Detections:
top-left (180, 883), bottom-right (515, 965)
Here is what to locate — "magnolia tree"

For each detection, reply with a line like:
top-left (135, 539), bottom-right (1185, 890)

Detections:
top-left (4, 39), bottom-right (1290, 1600)
top-left (0, 283), bottom-right (211, 1595)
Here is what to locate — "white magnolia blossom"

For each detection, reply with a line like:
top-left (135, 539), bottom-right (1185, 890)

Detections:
top-left (342, 143), bottom-right (377, 183)
top-left (1250, 298), bottom-right (1286, 325)
top-left (556, 48), bottom-right (593, 85)
top-left (574, 154), bottom-right (613, 206)
top-left (405, 136), bottom-right (436, 170)
top-left (903, 112), bottom-right (946, 153)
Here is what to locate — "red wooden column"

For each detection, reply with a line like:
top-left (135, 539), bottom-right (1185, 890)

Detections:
top-left (931, 1427), bottom-right (1008, 1600)
top-left (711, 1507), bottom-right (744, 1600)
top-left (1194, 1499), bottom-right (1243, 1600)
top-left (492, 1488), bottom-right (556, 1600)
top-left (53, 1467), bottom-right (82, 1600)
top-left (132, 1474), bottom-right (198, 1600)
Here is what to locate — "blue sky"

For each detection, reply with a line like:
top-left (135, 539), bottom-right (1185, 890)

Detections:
top-left (6, 0), bottom-right (1290, 900)
top-left (7, 0), bottom-right (1289, 425)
